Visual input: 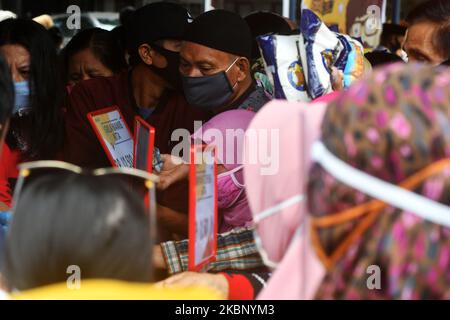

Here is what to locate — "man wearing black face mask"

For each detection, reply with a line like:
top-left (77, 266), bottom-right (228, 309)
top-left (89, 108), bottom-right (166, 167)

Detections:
top-left (180, 10), bottom-right (271, 114)
top-left (63, 2), bottom-right (209, 217)
top-left (154, 10), bottom-right (272, 238)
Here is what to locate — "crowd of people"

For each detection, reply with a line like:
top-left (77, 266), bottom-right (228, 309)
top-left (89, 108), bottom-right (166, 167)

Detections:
top-left (0, 0), bottom-right (449, 300)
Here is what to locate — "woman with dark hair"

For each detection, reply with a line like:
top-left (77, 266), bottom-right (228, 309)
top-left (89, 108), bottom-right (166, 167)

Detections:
top-left (2, 173), bottom-right (221, 299)
top-left (4, 173), bottom-right (152, 291)
top-left (61, 28), bottom-right (127, 87)
top-left (0, 53), bottom-right (14, 154)
top-left (0, 18), bottom-right (64, 209)
top-left (0, 53), bottom-right (14, 284)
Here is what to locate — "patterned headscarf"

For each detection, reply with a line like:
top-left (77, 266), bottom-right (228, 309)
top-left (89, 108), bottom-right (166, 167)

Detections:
top-left (307, 63), bottom-right (450, 299)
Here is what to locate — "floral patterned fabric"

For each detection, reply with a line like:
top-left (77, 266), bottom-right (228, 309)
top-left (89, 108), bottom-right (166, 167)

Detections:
top-left (307, 63), bottom-right (450, 299)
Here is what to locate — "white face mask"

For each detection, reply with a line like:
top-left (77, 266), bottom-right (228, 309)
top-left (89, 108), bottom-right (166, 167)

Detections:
top-left (253, 194), bottom-right (305, 269)
top-left (311, 141), bottom-right (450, 227)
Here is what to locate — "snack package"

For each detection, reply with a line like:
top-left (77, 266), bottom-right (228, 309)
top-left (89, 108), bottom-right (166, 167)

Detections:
top-left (256, 9), bottom-right (365, 102)
top-left (335, 34), bottom-right (365, 88)
top-left (299, 8), bottom-right (342, 99)
top-left (257, 34), bottom-right (310, 102)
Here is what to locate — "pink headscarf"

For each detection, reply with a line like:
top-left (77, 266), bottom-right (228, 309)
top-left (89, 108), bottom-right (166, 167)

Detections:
top-left (313, 91), bottom-right (340, 104)
top-left (193, 110), bottom-right (255, 233)
top-left (193, 110), bottom-right (255, 172)
top-left (243, 100), bottom-right (330, 299)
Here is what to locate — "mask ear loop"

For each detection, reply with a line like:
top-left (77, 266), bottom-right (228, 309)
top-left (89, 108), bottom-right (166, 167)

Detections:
top-left (230, 172), bottom-right (245, 189)
top-left (312, 142), bottom-right (450, 227)
top-left (310, 142), bottom-right (450, 270)
top-left (217, 165), bottom-right (244, 178)
top-left (252, 194), bottom-right (305, 269)
top-left (225, 57), bottom-right (241, 90)
top-left (225, 57), bottom-right (240, 73)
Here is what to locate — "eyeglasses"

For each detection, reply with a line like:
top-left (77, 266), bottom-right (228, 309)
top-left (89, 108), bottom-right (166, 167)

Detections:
top-left (11, 160), bottom-right (160, 280)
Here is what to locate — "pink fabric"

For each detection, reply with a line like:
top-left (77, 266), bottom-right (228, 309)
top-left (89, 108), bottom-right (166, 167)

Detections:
top-left (313, 91), bottom-right (340, 104)
top-left (243, 100), bottom-right (328, 299)
top-left (219, 191), bottom-right (253, 233)
top-left (193, 110), bottom-right (255, 232)
top-left (192, 110), bottom-right (255, 173)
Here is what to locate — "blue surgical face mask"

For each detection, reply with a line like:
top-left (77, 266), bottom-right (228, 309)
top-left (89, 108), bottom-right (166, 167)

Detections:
top-left (13, 81), bottom-right (31, 116)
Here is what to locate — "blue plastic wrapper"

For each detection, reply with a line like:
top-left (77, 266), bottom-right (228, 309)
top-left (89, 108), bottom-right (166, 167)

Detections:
top-left (300, 9), bottom-right (365, 99)
top-left (256, 9), bottom-right (365, 102)
top-left (339, 35), bottom-right (365, 88)
top-left (152, 147), bottom-right (163, 173)
top-left (257, 35), bottom-right (286, 100)
top-left (257, 34), bottom-right (310, 102)
top-left (0, 211), bottom-right (11, 233)
top-left (301, 8), bottom-right (332, 99)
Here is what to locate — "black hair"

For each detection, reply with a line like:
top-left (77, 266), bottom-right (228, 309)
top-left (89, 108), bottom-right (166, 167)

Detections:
top-left (365, 51), bottom-right (405, 67)
top-left (110, 25), bottom-right (127, 58)
top-left (4, 173), bottom-right (152, 291)
top-left (0, 53), bottom-right (14, 130)
top-left (0, 18), bottom-right (63, 160)
top-left (119, 6), bottom-right (136, 27)
top-left (379, 23), bottom-right (407, 53)
top-left (48, 26), bottom-right (63, 50)
top-left (61, 28), bottom-right (127, 83)
top-left (245, 11), bottom-right (293, 61)
top-left (406, 0), bottom-right (450, 60)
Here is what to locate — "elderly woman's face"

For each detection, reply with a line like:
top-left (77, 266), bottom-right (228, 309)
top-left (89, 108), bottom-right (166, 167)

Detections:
top-left (67, 48), bottom-right (114, 86)
top-left (0, 44), bottom-right (30, 82)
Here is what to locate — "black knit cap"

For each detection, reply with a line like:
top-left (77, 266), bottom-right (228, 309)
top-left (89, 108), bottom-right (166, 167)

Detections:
top-left (184, 9), bottom-right (252, 59)
top-left (126, 2), bottom-right (192, 53)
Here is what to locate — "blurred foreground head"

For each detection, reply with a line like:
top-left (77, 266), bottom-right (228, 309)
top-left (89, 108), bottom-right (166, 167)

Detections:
top-left (62, 28), bottom-right (127, 86)
top-left (4, 174), bottom-right (152, 291)
top-left (308, 63), bottom-right (450, 299)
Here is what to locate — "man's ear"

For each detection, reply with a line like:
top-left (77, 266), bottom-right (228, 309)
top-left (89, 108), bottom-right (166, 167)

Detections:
top-left (235, 57), bottom-right (251, 82)
top-left (138, 44), bottom-right (154, 66)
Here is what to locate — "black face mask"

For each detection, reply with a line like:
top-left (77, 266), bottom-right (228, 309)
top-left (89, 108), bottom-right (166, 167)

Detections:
top-left (182, 58), bottom-right (239, 111)
top-left (148, 44), bottom-right (182, 91)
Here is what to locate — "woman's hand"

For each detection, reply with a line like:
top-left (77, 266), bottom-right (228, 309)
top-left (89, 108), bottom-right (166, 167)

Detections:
top-left (156, 205), bottom-right (188, 239)
top-left (331, 66), bottom-right (344, 91)
top-left (156, 154), bottom-right (189, 191)
top-left (157, 272), bottom-right (228, 298)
